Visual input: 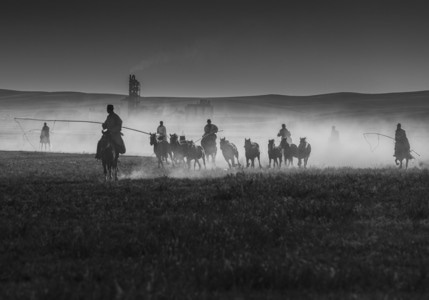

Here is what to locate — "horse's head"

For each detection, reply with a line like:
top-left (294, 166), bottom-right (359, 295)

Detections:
top-left (149, 133), bottom-right (157, 145)
top-left (244, 138), bottom-right (251, 148)
top-left (299, 137), bottom-right (307, 145)
top-left (100, 132), bottom-right (114, 153)
top-left (268, 139), bottom-right (275, 146)
top-left (170, 133), bottom-right (178, 143)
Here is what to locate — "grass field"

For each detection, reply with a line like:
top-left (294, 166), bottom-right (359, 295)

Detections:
top-left (1, 151), bottom-right (429, 299)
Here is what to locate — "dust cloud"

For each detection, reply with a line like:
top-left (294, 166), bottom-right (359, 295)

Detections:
top-left (2, 97), bottom-right (428, 171)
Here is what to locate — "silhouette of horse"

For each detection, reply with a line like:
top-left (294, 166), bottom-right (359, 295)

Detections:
top-left (297, 137), bottom-right (311, 168)
top-left (244, 138), bottom-right (261, 168)
top-left (150, 133), bottom-right (174, 168)
top-left (394, 142), bottom-right (413, 169)
top-left (220, 137), bottom-right (240, 169)
top-left (99, 132), bottom-right (119, 181)
top-left (268, 139), bottom-right (282, 168)
top-left (184, 141), bottom-right (206, 170)
top-left (201, 134), bottom-right (217, 165)
top-left (280, 138), bottom-right (298, 167)
top-left (40, 133), bottom-right (50, 151)
top-left (169, 133), bottom-right (187, 165)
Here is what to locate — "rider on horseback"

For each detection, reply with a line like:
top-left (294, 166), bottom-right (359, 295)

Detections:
top-left (394, 123), bottom-right (411, 158)
top-left (277, 124), bottom-right (292, 144)
top-left (40, 122), bottom-right (50, 142)
top-left (203, 119), bottom-right (218, 141)
top-left (95, 104), bottom-right (126, 159)
top-left (157, 121), bottom-right (167, 141)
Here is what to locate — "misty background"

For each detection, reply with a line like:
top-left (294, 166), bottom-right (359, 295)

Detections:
top-left (1, 89), bottom-right (428, 169)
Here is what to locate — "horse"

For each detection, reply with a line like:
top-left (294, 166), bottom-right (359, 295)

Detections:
top-left (170, 133), bottom-right (188, 165)
top-left (220, 137), bottom-right (240, 169)
top-left (244, 138), bottom-right (262, 168)
top-left (280, 138), bottom-right (298, 167)
top-left (268, 139), bottom-right (282, 168)
top-left (99, 132), bottom-right (119, 181)
top-left (297, 137), bottom-right (311, 168)
top-left (150, 133), bottom-right (174, 168)
top-left (201, 134), bottom-right (217, 165)
top-left (394, 142), bottom-right (413, 169)
top-left (184, 141), bottom-right (206, 170)
top-left (40, 133), bottom-right (50, 151)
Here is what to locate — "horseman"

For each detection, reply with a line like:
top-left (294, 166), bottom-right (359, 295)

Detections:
top-left (157, 121), bottom-right (167, 141)
top-left (203, 119), bottom-right (218, 142)
top-left (394, 123), bottom-right (411, 157)
top-left (277, 123), bottom-right (292, 144)
top-left (40, 122), bottom-right (50, 142)
top-left (95, 104), bottom-right (126, 159)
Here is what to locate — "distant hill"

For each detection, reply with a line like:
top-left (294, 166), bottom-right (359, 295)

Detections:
top-left (1, 89), bottom-right (429, 121)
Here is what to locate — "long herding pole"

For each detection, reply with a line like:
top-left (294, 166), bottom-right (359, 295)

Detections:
top-left (14, 117), bottom-right (151, 135)
top-left (363, 132), bottom-right (421, 157)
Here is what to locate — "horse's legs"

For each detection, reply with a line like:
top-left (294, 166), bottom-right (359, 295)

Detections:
top-left (405, 158), bottom-right (409, 169)
top-left (103, 161), bottom-right (108, 181)
top-left (298, 158), bottom-right (302, 168)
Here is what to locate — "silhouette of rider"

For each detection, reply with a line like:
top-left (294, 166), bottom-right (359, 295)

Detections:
top-left (95, 104), bottom-right (126, 159)
top-left (157, 121), bottom-right (167, 141)
top-left (203, 119), bottom-right (218, 141)
top-left (394, 123), bottom-right (410, 157)
top-left (40, 122), bottom-right (50, 141)
top-left (330, 125), bottom-right (340, 143)
top-left (277, 124), bottom-right (292, 144)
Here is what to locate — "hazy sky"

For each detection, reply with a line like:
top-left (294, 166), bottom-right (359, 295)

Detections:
top-left (1, 0), bottom-right (429, 96)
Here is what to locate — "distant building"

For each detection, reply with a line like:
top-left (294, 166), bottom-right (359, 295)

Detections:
top-left (185, 99), bottom-right (214, 119)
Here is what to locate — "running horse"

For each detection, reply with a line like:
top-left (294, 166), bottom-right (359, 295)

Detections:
top-left (99, 131), bottom-right (119, 181)
top-left (280, 138), bottom-right (298, 167)
top-left (201, 133), bottom-right (217, 165)
top-left (244, 138), bottom-right (262, 168)
top-left (185, 141), bottom-right (206, 170)
top-left (150, 133), bottom-right (174, 168)
top-left (394, 141), bottom-right (413, 169)
top-left (268, 139), bottom-right (282, 168)
top-left (169, 133), bottom-right (187, 165)
top-left (220, 137), bottom-right (240, 169)
top-left (297, 137), bottom-right (311, 168)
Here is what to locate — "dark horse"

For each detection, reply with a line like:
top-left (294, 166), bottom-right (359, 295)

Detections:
top-left (40, 133), bottom-right (50, 151)
top-left (297, 137), bottom-right (311, 168)
top-left (150, 133), bottom-right (174, 168)
top-left (280, 138), bottom-right (298, 167)
top-left (244, 138), bottom-right (262, 168)
top-left (169, 133), bottom-right (188, 165)
top-left (201, 134), bottom-right (217, 165)
top-left (281, 138), bottom-right (311, 168)
top-left (220, 137), bottom-right (240, 169)
top-left (184, 141), bottom-right (206, 170)
top-left (268, 139), bottom-right (282, 168)
top-left (394, 142), bottom-right (413, 169)
top-left (99, 131), bottom-right (119, 181)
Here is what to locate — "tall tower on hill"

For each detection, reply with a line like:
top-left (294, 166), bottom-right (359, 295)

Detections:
top-left (128, 74), bottom-right (140, 108)
top-left (121, 74), bottom-right (141, 117)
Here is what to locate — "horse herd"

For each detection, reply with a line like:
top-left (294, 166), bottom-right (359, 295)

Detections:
top-left (149, 133), bottom-right (312, 170)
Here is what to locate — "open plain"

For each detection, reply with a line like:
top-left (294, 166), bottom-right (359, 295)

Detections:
top-left (1, 151), bottom-right (429, 299)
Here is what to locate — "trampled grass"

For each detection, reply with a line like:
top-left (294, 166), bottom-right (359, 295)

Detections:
top-left (1, 151), bottom-right (429, 299)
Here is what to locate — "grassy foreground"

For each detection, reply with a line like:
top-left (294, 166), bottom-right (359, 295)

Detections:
top-left (1, 151), bottom-right (429, 299)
